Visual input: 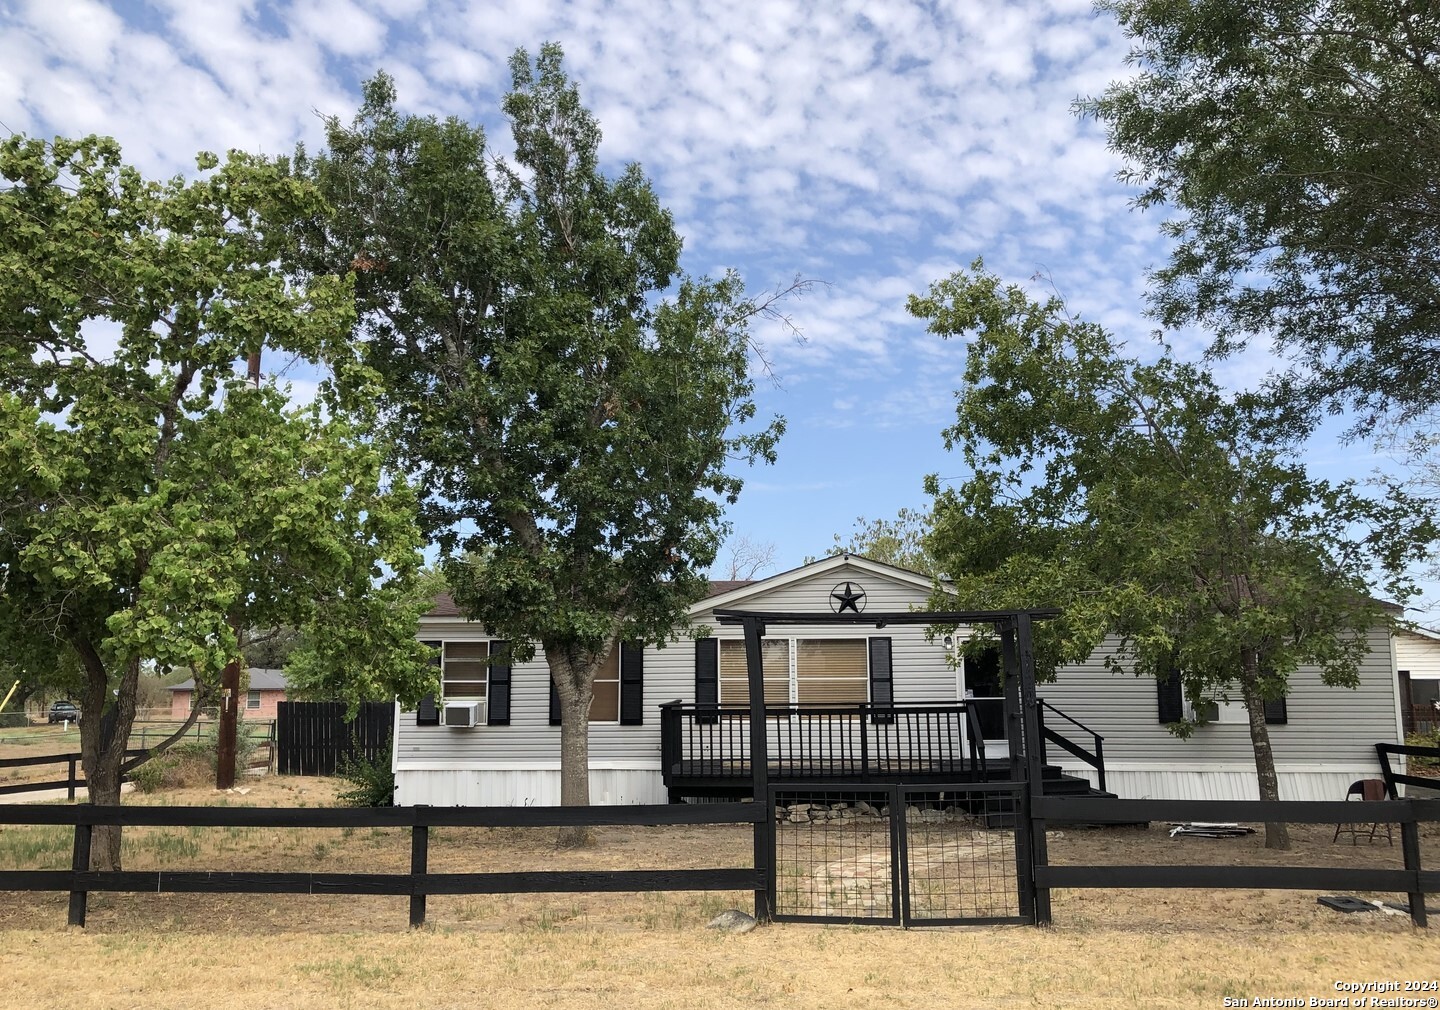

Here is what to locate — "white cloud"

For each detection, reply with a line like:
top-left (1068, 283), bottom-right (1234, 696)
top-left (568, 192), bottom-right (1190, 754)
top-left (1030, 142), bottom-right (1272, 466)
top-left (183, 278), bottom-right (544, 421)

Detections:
top-left (12, 0), bottom-right (1399, 610)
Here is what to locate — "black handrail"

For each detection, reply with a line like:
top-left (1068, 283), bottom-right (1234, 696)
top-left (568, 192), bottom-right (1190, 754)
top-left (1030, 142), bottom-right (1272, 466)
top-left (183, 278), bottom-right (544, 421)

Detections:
top-left (1037, 700), bottom-right (1106, 793)
top-left (1038, 699), bottom-right (1105, 741)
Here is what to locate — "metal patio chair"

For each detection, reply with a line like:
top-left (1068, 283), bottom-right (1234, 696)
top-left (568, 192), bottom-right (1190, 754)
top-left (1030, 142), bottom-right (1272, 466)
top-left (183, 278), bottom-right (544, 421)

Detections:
top-left (1332, 778), bottom-right (1394, 846)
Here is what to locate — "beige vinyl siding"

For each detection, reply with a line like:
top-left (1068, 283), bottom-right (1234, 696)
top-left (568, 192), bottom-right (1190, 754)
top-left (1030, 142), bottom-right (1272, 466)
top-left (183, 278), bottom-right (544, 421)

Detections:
top-left (1036, 625), bottom-right (1400, 769)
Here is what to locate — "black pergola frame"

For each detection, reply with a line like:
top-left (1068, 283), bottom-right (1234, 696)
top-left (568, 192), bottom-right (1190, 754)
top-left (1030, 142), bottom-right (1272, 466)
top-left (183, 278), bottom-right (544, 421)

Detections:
top-left (712, 607), bottom-right (1060, 923)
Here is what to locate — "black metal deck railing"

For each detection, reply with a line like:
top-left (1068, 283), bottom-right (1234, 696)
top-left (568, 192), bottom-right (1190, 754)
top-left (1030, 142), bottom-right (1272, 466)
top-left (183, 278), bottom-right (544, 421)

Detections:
top-left (660, 701), bottom-right (990, 789)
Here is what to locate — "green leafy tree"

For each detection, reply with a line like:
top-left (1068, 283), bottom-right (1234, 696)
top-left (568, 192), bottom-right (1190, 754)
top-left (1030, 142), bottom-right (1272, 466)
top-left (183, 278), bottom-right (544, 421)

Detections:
top-left (818, 509), bottom-right (939, 575)
top-left (0, 135), bottom-right (434, 869)
top-left (1080, 0), bottom-right (1440, 425)
top-left (288, 45), bottom-right (794, 841)
top-left (912, 262), bottom-right (1434, 848)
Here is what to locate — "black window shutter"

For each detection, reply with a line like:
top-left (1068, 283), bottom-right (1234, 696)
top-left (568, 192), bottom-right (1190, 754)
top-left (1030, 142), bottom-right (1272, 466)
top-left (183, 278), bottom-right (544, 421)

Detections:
top-left (868, 637), bottom-right (894, 724)
top-left (1157, 663), bottom-right (1185, 723)
top-left (549, 674), bottom-right (562, 726)
top-left (487, 640), bottom-right (511, 726)
top-left (1263, 695), bottom-right (1288, 725)
top-left (620, 641), bottom-right (645, 725)
top-left (695, 638), bottom-right (718, 724)
top-left (417, 640), bottom-right (441, 725)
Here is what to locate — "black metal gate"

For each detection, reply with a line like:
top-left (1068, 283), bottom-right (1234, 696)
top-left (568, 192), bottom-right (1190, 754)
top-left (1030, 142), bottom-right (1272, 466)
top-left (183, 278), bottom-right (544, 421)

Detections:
top-left (769, 780), bottom-right (1033, 926)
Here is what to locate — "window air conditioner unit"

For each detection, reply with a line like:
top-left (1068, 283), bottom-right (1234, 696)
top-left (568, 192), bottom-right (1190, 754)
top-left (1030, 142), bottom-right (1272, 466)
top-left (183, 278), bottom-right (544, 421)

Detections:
top-left (442, 700), bottom-right (485, 728)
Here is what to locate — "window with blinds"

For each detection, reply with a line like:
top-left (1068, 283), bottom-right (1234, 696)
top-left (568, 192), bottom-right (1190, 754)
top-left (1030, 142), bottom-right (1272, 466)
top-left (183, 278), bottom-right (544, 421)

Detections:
top-left (443, 641), bottom-right (489, 699)
top-left (796, 639), bottom-right (868, 704)
top-left (590, 645), bottom-right (620, 723)
top-left (717, 638), bottom-right (870, 705)
top-left (719, 639), bottom-right (790, 706)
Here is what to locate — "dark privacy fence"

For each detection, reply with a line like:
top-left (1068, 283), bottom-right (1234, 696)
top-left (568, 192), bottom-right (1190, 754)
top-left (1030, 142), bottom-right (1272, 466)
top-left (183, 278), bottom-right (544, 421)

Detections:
top-left (275, 701), bottom-right (393, 775)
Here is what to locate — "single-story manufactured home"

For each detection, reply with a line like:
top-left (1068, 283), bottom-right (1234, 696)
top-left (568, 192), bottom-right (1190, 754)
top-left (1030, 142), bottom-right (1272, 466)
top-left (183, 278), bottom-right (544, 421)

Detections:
top-left (392, 554), bottom-right (1405, 806)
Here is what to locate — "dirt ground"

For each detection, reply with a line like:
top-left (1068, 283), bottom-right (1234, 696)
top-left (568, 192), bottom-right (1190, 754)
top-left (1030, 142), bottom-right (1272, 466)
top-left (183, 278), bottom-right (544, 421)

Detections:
top-left (0, 776), bottom-right (1436, 1009)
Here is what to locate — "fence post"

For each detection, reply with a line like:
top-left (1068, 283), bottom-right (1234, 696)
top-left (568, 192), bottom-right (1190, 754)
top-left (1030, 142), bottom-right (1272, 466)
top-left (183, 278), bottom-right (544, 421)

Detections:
top-left (743, 616), bottom-right (774, 922)
top-left (67, 756), bottom-right (77, 801)
top-left (67, 819), bottom-right (92, 927)
top-left (409, 807), bottom-right (429, 928)
top-left (1401, 807), bottom-right (1428, 929)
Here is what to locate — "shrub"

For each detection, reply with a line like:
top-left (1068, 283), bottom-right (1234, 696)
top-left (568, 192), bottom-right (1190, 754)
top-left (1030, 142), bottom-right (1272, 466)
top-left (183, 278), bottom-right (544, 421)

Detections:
top-left (0, 712), bottom-right (28, 729)
top-left (130, 757), bottom-right (167, 794)
top-left (336, 751), bottom-right (395, 807)
top-left (125, 746), bottom-right (213, 792)
top-left (1405, 731), bottom-right (1440, 774)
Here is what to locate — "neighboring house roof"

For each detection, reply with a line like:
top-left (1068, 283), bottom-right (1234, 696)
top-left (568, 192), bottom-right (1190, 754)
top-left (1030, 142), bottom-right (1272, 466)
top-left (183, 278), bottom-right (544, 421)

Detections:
top-left (425, 579), bottom-right (760, 619)
top-left (1398, 624), bottom-right (1440, 643)
top-left (168, 668), bottom-right (288, 692)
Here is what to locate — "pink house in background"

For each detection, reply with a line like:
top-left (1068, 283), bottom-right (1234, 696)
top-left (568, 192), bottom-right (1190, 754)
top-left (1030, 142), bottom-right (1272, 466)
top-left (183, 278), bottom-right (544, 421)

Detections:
top-left (168, 668), bottom-right (288, 720)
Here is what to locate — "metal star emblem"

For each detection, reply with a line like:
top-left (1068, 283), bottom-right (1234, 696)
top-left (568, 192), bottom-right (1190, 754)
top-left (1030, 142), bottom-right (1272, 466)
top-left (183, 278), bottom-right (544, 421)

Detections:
top-left (829, 582), bottom-right (867, 614)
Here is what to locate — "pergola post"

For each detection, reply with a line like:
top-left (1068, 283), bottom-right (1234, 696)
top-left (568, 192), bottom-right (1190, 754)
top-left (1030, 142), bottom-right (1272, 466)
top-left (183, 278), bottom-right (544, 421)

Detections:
top-left (742, 615), bottom-right (774, 921)
top-left (1015, 611), bottom-right (1051, 924)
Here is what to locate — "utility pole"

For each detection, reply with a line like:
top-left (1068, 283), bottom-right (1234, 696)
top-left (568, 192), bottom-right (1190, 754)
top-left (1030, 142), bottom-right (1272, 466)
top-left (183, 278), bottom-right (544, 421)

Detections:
top-left (216, 349), bottom-right (262, 790)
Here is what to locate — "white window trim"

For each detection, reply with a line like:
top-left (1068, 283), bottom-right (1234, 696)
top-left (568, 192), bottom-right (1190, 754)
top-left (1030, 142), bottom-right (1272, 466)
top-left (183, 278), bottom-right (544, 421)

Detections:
top-left (439, 640), bottom-right (490, 703)
top-left (588, 647), bottom-right (626, 726)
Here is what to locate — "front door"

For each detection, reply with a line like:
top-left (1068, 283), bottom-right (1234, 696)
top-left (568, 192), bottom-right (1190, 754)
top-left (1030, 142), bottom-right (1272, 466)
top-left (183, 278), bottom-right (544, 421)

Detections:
top-left (964, 646), bottom-right (1006, 745)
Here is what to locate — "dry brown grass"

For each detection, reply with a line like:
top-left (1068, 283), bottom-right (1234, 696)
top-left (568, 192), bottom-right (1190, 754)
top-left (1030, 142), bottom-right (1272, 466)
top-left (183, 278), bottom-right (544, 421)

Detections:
top-left (0, 775), bottom-right (1436, 1009)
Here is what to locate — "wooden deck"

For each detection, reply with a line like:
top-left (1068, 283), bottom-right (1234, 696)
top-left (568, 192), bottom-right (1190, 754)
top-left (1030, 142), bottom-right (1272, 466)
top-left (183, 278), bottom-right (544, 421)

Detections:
top-left (659, 700), bottom-right (1107, 801)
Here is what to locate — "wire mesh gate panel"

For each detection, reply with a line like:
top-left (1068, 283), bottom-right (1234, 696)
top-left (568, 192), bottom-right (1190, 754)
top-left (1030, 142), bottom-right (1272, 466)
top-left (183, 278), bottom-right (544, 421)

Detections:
top-left (899, 782), bottom-right (1029, 925)
top-left (771, 784), bottom-right (902, 925)
top-left (769, 782), bottom-right (1031, 926)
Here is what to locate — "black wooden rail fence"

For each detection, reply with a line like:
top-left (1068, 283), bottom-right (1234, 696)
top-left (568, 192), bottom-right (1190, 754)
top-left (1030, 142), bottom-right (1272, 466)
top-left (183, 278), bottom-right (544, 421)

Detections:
top-left (0, 800), bottom-right (768, 928)
top-left (1031, 795), bottom-right (1440, 928)
top-left (0, 749), bottom-right (147, 799)
top-left (0, 792), bottom-right (1435, 929)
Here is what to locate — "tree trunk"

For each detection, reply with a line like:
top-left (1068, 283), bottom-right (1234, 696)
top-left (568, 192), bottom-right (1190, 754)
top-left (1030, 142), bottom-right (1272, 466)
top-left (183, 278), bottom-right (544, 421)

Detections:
top-left (76, 651), bottom-right (142, 871)
top-left (1238, 648), bottom-right (1290, 850)
top-left (548, 648), bottom-right (599, 849)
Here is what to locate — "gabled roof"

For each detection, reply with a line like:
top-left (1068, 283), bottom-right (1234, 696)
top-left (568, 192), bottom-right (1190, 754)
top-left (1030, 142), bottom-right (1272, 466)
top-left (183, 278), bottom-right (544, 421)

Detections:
top-left (688, 553), bottom-right (934, 615)
top-left (168, 668), bottom-right (288, 692)
top-left (425, 579), bottom-right (758, 620)
top-left (420, 555), bottom-right (935, 624)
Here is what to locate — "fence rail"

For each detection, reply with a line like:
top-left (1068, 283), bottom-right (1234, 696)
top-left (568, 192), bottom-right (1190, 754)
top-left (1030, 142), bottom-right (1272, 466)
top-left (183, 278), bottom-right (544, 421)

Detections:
top-left (1031, 794), bottom-right (1440, 928)
top-left (0, 790), bottom-right (1435, 929)
top-left (0, 800), bottom-right (767, 928)
top-left (0, 749), bottom-right (148, 799)
top-left (1376, 741), bottom-right (1440, 799)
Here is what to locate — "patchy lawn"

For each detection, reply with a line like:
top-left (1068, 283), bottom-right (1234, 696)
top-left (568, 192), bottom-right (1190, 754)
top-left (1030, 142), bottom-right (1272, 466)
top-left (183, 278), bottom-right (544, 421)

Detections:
top-left (0, 775), bottom-right (1434, 1009)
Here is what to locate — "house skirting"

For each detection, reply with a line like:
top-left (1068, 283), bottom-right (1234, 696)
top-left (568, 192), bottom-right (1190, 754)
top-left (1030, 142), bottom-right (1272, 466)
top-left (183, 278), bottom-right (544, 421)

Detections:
top-left (395, 767), bottom-right (666, 807)
top-left (1054, 763), bottom-right (1383, 802)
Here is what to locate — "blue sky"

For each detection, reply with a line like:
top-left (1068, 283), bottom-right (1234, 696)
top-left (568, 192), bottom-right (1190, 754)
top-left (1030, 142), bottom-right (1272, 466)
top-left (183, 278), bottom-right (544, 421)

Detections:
top-left (4, 0), bottom-right (1433, 621)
